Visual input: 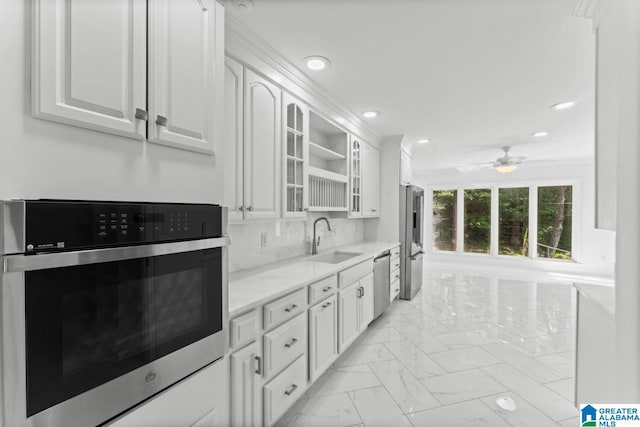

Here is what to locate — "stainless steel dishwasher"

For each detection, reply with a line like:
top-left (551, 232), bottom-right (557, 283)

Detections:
top-left (373, 251), bottom-right (391, 319)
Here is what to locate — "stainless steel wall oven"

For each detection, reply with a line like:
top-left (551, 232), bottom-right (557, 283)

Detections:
top-left (0, 200), bottom-right (229, 427)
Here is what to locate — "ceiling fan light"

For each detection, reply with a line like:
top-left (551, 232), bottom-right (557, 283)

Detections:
top-left (495, 164), bottom-right (518, 173)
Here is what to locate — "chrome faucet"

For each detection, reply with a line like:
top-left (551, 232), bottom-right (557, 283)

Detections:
top-left (312, 217), bottom-right (333, 255)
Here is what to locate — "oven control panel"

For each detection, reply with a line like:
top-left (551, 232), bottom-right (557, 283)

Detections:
top-left (24, 201), bottom-right (224, 253)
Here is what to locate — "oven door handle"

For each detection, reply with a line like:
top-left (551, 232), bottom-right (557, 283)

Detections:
top-left (2, 236), bottom-right (231, 273)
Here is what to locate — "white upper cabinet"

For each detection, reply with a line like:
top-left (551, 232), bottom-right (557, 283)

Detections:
top-left (243, 69), bottom-right (282, 220)
top-left (223, 58), bottom-right (245, 223)
top-left (282, 93), bottom-right (309, 218)
top-left (400, 149), bottom-right (413, 185)
top-left (32, 0), bottom-right (224, 154)
top-left (148, 0), bottom-right (223, 154)
top-left (349, 137), bottom-right (362, 217)
top-left (362, 143), bottom-right (380, 217)
top-left (32, 0), bottom-right (147, 139)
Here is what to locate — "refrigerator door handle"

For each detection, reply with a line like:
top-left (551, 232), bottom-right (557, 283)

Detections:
top-left (410, 251), bottom-right (424, 260)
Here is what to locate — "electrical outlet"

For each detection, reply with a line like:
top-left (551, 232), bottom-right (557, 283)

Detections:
top-left (260, 232), bottom-right (268, 247)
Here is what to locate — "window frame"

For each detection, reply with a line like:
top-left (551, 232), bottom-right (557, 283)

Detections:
top-left (427, 179), bottom-right (581, 263)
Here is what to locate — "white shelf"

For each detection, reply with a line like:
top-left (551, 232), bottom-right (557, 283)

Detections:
top-left (309, 141), bottom-right (346, 161)
top-left (308, 206), bottom-right (348, 212)
top-left (308, 166), bottom-right (348, 183)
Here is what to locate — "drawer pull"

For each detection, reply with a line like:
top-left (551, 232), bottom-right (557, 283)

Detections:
top-left (322, 301), bottom-right (332, 308)
top-left (284, 338), bottom-right (299, 348)
top-left (284, 304), bottom-right (298, 313)
top-left (394, 274), bottom-right (400, 279)
top-left (284, 384), bottom-right (298, 396)
top-left (254, 355), bottom-right (262, 375)
top-left (322, 286), bottom-right (332, 292)
top-left (394, 263), bottom-right (399, 267)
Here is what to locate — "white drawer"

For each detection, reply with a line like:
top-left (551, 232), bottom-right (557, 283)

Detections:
top-left (390, 267), bottom-right (400, 284)
top-left (391, 245), bottom-right (400, 259)
top-left (390, 279), bottom-right (400, 303)
top-left (308, 275), bottom-right (337, 305)
top-left (390, 255), bottom-right (401, 271)
top-left (264, 356), bottom-right (306, 426)
top-left (230, 309), bottom-right (260, 349)
top-left (338, 260), bottom-right (373, 288)
top-left (264, 314), bottom-right (306, 378)
top-left (263, 288), bottom-right (306, 331)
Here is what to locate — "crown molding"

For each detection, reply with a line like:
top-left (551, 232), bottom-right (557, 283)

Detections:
top-left (225, 13), bottom-right (383, 145)
top-left (573, 0), bottom-right (614, 30)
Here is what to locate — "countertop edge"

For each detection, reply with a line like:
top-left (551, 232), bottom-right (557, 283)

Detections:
top-left (228, 241), bottom-right (400, 318)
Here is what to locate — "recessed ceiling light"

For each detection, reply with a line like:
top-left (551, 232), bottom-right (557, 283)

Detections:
top-left (231, 0), bottom-right (254, 13)
top-left (532, 131), bottom-right (549, 137)
top-left (304, 56), bottom-right (330, 71)
top-left (417, 139), bottom-right (430, 144)
top-left (551, 101), bottom-right (576, 110)
top-left (362, 110), bottom-right (379, 118)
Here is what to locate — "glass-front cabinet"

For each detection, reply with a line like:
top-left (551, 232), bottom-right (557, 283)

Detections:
top-left (283, 94), bottom-right (309, 218)
top-left (350, 137), bottom-right (362, 217)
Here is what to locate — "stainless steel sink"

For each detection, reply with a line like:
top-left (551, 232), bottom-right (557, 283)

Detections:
top-left (313, 251), bottom-right (362, 264)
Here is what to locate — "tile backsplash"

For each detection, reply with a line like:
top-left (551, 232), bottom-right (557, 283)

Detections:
top-left (228, 213), bottom-right (364, 272)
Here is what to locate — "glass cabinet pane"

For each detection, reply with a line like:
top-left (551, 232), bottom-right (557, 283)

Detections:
top-left (287, 159), bottom-right (295, 184)
top-left (287, 131), bottom-right (295, 157)
top-left (295, 106), bottom-right (303, 132)
top-left (287, 104), bottom-right (295, 129)
top-left (296, 135), bottom-right (303, 159)
top-left (295, 188), bottom-right (303, 211)
top-left (295, 160), bottom-right (303, 185)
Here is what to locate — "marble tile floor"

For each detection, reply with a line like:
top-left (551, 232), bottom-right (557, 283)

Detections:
top-left (276, 264), bottom-right (578, 427)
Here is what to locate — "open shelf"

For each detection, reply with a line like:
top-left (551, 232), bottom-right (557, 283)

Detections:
top-left (308, 166), bottom-right (348, 183)
top-left (309, 141), bottom-right (346, 161)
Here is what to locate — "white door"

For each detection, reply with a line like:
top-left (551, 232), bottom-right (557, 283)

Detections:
top-left (362, 143), bottom-right (381, 217)
top-left (224, 58), bottom-right (245, 222)
top-left (282, 93), bottom-right (309, 219)
top-left (230, 342), bottom-right (263, 427)
top-left (309, 295), bottom-right (338, 381)
top-left (148, 0), bottom-right (223, 154)
top-left (359, 274), bottom-right (374, 329)
top-left (32, 0), bottom-right (147, 139)
top-left (338, 283), bottom-right (360, 353)
top-left (244, 69), bottom-right (282, 220)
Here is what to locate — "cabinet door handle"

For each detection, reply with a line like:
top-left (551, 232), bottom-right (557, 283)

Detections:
top-left (284, 304), bottom-right (298, 313)
top-left (361, 286), bottom-right (365, 297)
top-left (156, 115), bottom-right (168, 126)
top-left (322, 286), bottom-right (332, 292)
top-left (284, 384), bottom-right (298, 396)
top-left (254, 355), bottom-right (262, 375)
top-left (135, 108), bottom-right (148, 121)
top-left (246, 206), bottom-right (254, 211)
top-left (356, 287), bottom-right (362, 298)
top-left (322, 301), bottom-right (332, 308)
top-left (284, 338), bottom-right (298, 348)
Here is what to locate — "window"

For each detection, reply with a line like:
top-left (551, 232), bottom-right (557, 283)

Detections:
top-left (433, 190), bottom-right (457, 251)
top-left (498, 187), bottom-right (529, 256)
top-left (537, 185), bottom-right (573, 259)
top-left (464, 189), bottom-right (491, 254)
top-left (431, 184), bottom-right (574, 261)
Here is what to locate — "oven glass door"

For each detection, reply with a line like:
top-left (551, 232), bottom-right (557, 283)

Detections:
top-left (24, 248), bottom-right (222, 417)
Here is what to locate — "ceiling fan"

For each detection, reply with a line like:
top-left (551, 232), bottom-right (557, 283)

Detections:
top-left (457, 146), bottom-right (527, 173)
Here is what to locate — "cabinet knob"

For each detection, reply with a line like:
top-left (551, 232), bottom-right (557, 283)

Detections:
top-left (284, 384), bottom-right (298, 396)
top-left (284, 337), bottom-right (298, 348)
top-left (246, 206), bottom-right (254, 212)
top-left (156, 115), bottom-right (168, 126)
top-left (135, 108), bottom-right (148, 121)
top-left (284, 304), bottom-right (298, 313)
top-left (322, 286), bottom-right (332, 292)
top-left (322, 301), bottom-right (332, 308)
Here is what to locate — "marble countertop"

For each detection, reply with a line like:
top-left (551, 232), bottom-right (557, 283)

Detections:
top-left (228, 240), bottom-right (400, 317)
top-left (574, 282), bottom-right (615, 319)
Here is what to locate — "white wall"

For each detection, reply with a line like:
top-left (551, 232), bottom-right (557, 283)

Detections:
top-left (0, 0), bottom-right (224, 204)
top-left (228, 213), bottom-right (363, 272)
top-left (414, 161), bottom-right (616, 278)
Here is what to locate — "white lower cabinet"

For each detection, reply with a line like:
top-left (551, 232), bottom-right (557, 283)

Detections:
top-left (263, 356), bottom-right (307, 427)
top-left (339, 273), bottom-right (374, 352)
top-left (309, 294), bottom-right (338, 381)
top-left (108, 357), bottom-right (229, 427)
top-left (359, 274), bottom-right (374, 330)
top-left (338, 282), bottom-right (361, 352)
top-left (231, 342), bottom-right (263, 427)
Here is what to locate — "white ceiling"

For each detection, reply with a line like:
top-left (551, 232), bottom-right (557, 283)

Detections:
top-left (227, 0), bottom-right (595, 173)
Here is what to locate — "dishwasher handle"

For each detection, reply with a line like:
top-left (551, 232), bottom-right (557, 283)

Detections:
top-left (374, 251), bottom-right (391, 262)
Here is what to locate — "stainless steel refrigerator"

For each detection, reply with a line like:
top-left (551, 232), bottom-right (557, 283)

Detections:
top-left (399, 185), bottom-right (424, 300)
